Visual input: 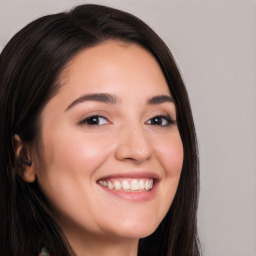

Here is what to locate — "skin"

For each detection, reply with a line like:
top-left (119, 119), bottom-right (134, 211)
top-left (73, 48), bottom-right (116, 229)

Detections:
top-left (25, 41), bottom-right (183, 256)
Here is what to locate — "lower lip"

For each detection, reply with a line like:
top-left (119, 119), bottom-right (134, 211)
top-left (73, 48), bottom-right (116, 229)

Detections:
top-left (98, 182), bottom-right (158, 202)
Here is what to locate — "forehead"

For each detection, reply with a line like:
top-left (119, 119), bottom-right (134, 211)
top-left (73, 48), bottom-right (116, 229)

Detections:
top-left (57, 40), bottom-right (171, 99)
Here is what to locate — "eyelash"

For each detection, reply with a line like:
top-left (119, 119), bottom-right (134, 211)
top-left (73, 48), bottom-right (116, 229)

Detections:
top-left (78, 114), bottom-right (176, 127)
top-left (145, 114), bottom-right (176, 127)
top-left (78, 115), bottom-right (109, 126)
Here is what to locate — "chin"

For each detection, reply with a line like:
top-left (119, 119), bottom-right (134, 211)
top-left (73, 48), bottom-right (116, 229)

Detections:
top-left (106, 218), bottom-right (160, 240)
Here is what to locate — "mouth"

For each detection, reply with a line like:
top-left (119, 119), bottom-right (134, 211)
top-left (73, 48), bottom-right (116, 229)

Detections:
top-left (96, 172), bottom-right (160, 201)
top-left (97, 178), bottom-right (155, 192)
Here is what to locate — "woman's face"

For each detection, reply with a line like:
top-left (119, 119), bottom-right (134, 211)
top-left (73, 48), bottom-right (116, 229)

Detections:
top-left (32, 41), bottom-right (183, 243)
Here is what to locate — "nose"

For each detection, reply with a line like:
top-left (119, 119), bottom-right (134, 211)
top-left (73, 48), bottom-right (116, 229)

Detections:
top-left (115, 124), bottom-right (154, 162)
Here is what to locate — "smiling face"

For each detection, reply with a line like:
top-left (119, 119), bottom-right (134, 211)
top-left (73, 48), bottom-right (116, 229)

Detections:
top-left (29, 41), bottom-right (183, 251)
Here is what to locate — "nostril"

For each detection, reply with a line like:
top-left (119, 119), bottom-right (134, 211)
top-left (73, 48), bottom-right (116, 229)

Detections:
top-left (115, 145), bottom-right (153, 162)
top-left (115, 132), bottom-right (153, 162)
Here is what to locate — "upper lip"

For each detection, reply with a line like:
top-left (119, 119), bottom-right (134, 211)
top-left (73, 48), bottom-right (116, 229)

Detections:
top-left (97, 171), bottom-right (161, 181)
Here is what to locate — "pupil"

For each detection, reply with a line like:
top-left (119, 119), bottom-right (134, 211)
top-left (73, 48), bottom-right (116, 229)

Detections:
top-left (153, 117), bottom-right (161, 125)
top-left (89, 117), bottom-right (98, 125)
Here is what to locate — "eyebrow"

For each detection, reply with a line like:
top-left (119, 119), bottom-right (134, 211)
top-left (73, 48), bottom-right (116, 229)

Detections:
top-left (147, 95), bottom-right (174, 105)
top-left (65, 93), bottom-right (174, 111)
top-left (65, 93), bottom-right (121, 111)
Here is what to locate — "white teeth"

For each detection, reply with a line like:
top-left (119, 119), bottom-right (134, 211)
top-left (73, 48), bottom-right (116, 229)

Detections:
top-left (145, 180), bottom-right (150, 190)
top-left (107, 181), bottom-right (113, 190)
top-left (122, 180), bottom-right (131, 190)
top-left (131, 180), bottom-right (139, 191)
top-left (98, 178), bottom-right (154, 192)
top-left (139, 180), bottom-right (145, 190)
top-left (99, 180), bottom-right (107, 187)
top-left (149, 179), bottom-right (153, 188)
top-left (114, 180), bottom-right (122, 190)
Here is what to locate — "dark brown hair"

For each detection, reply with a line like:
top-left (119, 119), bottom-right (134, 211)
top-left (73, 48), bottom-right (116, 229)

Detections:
top-left (0, 4), bottom-right (200, 256)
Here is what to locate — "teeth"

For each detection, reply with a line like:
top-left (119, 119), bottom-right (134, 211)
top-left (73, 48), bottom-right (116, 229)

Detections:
top-left (145, 180), bottom-right (150, 191)
top-left (98, 178), bottom-right (154, 192)
top-left (149, 179), bottom-right (153, 188)
top-left (139, 180), bottom-right (145, 190)
top-left (114, 180), bottom-right (122, 190)
top-left (122, 180), bottom-right (131, 190)
top-left (107, 181), bottom-right (113, 190)
top-left (131, 180), bottom-right (139, 191)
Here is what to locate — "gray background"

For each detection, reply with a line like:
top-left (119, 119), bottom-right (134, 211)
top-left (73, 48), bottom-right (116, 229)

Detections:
top-left (1, 1), bottom-right (255, 255)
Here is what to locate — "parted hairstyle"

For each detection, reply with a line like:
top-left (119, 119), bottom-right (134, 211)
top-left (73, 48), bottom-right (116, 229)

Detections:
top-left (0, 4), bottom-right (201, 256)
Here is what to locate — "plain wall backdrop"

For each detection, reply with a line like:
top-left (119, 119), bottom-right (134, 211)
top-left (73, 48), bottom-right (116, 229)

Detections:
top-left (0, 1), bottom-right (255, 255)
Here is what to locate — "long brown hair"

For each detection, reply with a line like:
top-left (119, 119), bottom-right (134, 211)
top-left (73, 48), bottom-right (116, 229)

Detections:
top-left (0, 4), bottom-right (201, 256)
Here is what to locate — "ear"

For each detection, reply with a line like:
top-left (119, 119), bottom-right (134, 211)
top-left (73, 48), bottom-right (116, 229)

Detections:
top-left (13, 134), bottom-right (36, 183)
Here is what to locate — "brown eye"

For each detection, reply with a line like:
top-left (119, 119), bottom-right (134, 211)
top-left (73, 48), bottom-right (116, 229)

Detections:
top-left (146, 115), bottom-right (175, 127)
top-left (79, 116), bottom-right (109, 126)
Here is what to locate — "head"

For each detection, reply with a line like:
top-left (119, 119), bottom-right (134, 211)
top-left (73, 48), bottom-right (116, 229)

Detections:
top-left (0, 4), bottom-right (200, 256)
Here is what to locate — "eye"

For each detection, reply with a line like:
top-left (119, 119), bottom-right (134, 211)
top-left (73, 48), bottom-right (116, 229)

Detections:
top-left (78, 115), bottom-right (109, 126)
top-left (145, 115), bottom-right (175, 127)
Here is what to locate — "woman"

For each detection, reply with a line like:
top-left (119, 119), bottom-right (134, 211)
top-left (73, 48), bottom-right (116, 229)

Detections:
top-left (0, 4), bottom-right (201, 256)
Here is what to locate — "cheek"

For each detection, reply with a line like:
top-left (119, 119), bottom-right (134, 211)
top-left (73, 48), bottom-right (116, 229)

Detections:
top-left (152, 131), bottom-right (183, 214)
top-left (38, 128), bottom-right (112, 178)
top-left (35, 128), bottom-right (115, 227)
top-left (156, 132), bottom-right (184, 177)
top-left (35, 128), bottom-right (113, 212)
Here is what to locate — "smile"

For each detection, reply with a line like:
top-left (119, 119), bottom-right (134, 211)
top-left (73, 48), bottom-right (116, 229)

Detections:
top-left (97, 178), bottom-right (154, 192)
